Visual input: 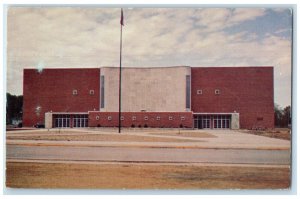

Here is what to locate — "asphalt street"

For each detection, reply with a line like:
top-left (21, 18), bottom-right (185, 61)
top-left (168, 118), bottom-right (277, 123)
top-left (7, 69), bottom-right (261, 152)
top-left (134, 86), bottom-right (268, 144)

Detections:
top-left (6, 145), bottom-right (290, 165)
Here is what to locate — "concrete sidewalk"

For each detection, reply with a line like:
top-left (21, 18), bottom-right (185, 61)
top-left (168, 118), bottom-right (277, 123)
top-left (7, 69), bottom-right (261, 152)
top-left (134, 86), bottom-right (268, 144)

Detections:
top-left (6, 129), bottom-right (291, 150)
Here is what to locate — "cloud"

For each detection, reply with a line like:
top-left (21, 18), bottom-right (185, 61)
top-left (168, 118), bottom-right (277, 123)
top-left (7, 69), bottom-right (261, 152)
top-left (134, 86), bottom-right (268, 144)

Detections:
top-left (192, 8), bottom-right (266, 33)
top-left (229, 8), bottom-right (266, 24)
top-left (6, 7), bottom-right (292, 106)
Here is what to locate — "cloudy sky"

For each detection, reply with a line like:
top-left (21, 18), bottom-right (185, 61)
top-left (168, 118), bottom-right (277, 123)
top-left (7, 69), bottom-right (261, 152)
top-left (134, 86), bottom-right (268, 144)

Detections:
top-left (6, 6), bottom-right (292, 107)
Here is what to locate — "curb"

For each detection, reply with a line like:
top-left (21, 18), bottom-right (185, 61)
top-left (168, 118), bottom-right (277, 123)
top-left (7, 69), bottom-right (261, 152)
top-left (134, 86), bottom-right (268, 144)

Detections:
top-left (6, 159), bottom-right (290, 168)
top-left (6, 141), bottom-right (290, 151)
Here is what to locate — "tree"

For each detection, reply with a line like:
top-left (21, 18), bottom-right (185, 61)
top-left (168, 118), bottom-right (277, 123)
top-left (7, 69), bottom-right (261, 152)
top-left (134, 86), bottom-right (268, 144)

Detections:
top-left (6, 93), bottom-right (23, 124)
top-left (274, 104), bottom-right (283, 127)
top-left (274, 104), bottom-right (291, 128)
top-left (282, 106), bottom-right (291, 127)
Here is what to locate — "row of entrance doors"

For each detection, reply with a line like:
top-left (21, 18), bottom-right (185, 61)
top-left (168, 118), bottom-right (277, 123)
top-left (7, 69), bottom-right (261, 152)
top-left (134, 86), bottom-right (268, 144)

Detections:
top-left (52, 114), bottom-right (231, 129)
top-left (194, 115), bottom-right (231, 129)
top-left (53, 114), bottom-right (88, 128)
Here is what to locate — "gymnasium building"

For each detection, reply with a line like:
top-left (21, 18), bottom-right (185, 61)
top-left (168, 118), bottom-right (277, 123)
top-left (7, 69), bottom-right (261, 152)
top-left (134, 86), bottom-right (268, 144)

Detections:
top-left (22, 66), bottom-right (274, 129)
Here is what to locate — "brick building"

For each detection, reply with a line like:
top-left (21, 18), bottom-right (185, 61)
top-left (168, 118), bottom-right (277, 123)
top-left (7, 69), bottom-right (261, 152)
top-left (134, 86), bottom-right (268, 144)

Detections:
top-left (23, 66), bottom-right (274, 129)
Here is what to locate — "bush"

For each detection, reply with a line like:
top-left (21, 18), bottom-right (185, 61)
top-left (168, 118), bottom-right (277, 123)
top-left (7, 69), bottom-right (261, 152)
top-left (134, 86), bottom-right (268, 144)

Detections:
top-left (138, 124), bottom-right (142, 128)
top-left (97, 124), bottom-right (101, 127)
top-left (144, 124), bottom-right (148, 128)
top-left (34, 123), bottom-right (45, 128)
top-left (179, 124), bottom-right (183, 128)
top-left (131, 124), bottom-right (135, 128)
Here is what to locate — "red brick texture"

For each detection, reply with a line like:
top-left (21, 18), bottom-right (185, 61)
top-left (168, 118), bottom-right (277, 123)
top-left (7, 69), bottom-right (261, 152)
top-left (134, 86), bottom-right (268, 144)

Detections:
top-left (22, 67), bottom-right (274, 129)
top-left (191, 67), bottom-right (274, 129)
top-left (88, 112), bottom-right (193, 128)
top-left (23, 68), bottom-right (100, 127)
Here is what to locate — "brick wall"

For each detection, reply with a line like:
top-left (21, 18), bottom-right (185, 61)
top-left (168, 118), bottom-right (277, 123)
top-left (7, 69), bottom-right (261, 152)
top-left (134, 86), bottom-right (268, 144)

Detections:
top-left (23, 66), bottom-right (275, 129)
top-left (88, 112), bottom-right (193, 128)
top-left (191, 67), bottom-right (274, 129)
top-left (23, 68), bottom-right (100, 127)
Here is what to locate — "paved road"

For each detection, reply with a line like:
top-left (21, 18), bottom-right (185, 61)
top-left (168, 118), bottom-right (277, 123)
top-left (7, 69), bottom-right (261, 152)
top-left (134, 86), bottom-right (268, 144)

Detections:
top-left (6, 145), bottom-right (290, 165)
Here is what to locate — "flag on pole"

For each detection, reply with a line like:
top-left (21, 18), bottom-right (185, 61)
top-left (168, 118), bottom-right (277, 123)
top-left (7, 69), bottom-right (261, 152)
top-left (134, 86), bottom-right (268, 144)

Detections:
top-left (120, 8), bottom-right (124, 26)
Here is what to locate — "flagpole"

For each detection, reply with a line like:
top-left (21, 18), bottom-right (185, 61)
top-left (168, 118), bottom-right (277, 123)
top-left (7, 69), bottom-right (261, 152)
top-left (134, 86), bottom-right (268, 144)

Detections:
top-left (118, 8), bottom-right (123, 134)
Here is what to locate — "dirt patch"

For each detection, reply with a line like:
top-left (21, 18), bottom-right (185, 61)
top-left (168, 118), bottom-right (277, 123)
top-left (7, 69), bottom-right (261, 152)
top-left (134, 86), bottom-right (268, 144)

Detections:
top-left (6, 134), bottom-right (200, 143)
top-left (242, 128), bottom-right (291, 140)
top-left (6, 162), bottom-right (290, 189)
top-left (150, 131), bottom-right (216, 138)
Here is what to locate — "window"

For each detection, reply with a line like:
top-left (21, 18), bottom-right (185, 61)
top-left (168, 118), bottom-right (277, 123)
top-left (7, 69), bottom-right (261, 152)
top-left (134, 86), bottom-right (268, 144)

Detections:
top-left (121, 116), bottom-right (124, 121)
top-left (96, 116), bottom-right (100, 120)
top-left (169, 116), bottom-right (173, 121)
top-left (156, 116), bottom-right (161, 121)
top-left (186, 75), bottom-right (191, 109)
top-left (132, 116), bottom-right (136, 121)
top-left (89, 90), bottom-right (95, 95)
top-left (197, 89), bottom-right (202, 95)
top-left (100, 76), bottom-right (105, 108)
top-left (73, 89), bottom-right (78, 95)
top-left (108, 116), bottom-right (112, 121)
top-left (181, 116), bottom-right (185, 121)
top-left (144, 116), bottom-right (148, 120)
top-left (215, 89), bottom-right (220, 95)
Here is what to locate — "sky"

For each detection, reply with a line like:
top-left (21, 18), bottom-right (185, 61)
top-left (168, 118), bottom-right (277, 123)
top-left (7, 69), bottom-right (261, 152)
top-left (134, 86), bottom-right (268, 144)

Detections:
top-left (6, 6), bottom-right (292, 108)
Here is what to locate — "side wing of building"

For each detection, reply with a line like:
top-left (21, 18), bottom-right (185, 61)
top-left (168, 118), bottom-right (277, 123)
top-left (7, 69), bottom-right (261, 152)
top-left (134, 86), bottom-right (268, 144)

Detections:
top-left (23, 68), bottom-right (100, 127)
top-left (191, 67), bottom-right (274, 129)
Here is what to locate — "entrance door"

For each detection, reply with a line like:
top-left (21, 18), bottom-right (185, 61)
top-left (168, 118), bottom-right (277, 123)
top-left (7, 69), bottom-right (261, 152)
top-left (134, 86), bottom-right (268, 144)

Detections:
top-left (54, 114), bottom-right (71, 128)
top-left (73, 114), bottom-right (88, 128)
top-left (203, 118), bottom-right (210, 128)
top-left (194, 115), bottom-right (211, 129)
top-left (213, 115), bottom-right (231, 129)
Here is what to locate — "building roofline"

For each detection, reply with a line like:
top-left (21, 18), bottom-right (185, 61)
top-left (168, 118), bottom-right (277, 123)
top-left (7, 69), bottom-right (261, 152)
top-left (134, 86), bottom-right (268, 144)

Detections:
top-left (23, 67), bottom-right (100, 70)
top-left (23, 66), bottom-right (191, 70)
top-left (192, 112), bottom-right (238, 115)
top-left (99, 66), bottom-right (191, 69)
top-left (23, 66), bottom-right (274, 70)
top-left (191, 66), bottom-right (273, 68)
top-left (46, 112), bottom-right (89, 114)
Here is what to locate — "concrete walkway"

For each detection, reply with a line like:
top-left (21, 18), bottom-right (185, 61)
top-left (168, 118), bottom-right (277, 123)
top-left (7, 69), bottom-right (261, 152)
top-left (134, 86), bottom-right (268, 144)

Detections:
top-left (6, 128), bottom-right (291, 150)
